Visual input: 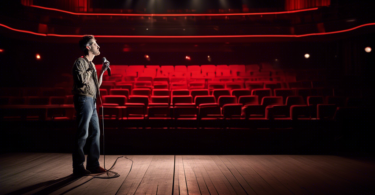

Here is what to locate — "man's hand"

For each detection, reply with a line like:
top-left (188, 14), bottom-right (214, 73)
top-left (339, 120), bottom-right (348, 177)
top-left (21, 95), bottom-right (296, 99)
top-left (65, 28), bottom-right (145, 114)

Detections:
top-left (102, 61), bottom-right (110, 73)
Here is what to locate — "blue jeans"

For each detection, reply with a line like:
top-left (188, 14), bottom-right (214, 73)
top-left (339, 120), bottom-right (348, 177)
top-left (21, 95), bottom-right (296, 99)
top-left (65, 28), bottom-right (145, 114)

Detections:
top-left (72, 95), bottom-right (100, 170)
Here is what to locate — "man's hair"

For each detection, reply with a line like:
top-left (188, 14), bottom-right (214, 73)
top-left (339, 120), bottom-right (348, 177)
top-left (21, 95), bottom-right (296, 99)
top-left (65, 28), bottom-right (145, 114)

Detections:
top-left (79, 35), bottom-right (95, 55)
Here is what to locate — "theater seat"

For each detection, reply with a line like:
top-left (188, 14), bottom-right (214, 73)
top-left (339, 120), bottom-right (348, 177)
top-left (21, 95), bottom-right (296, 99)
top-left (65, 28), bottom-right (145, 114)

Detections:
top-left (172, 89), bottom-right (189, 96)
top-left (153, 89), bottom-right (170, 96)
top-left (102, 95), bottom-right (127, 106)
top-left (172, 95), bottom-right (194, 106)
top-left (147, 105), bottom-right (171, 120)
top-left (195, 96), bottom-right (216, 106)
top-left (150, 96), bottom-right (170, 106)
top-left (225, 82), bottom-right (243, 89)
top-left (198, 104), bottom-right (222, 120)
top-left (132, 88), bottom-right (152, 97)
top-left (307, 96), bottom-right (324, 118)
top-left (290, 105), bottom-right (311, 120)
top-left (231, 89), bottom-right (251, 99)
top-left (274, 89), bottom-right (295, 104)
top-left (218, 96), bottom-right (237, 107)
top-left (110, 89), bottom-right (129, 97)
top-left (238, 95), bottom-right (259, 105)
top-left (317, 104), bottom-right (337, 120)
top-left (252, 89), bottom-right (271, 104)
top-left (212, 89), bottom-right (231, 102)
top-left (49, 96), bottom-right (66, 105)
top-left (222, 104), bottom-right (242, 119)
top-left (245, 82), bottom-right (264, 90)
top-left (191, 89), bottom-right (209, 100)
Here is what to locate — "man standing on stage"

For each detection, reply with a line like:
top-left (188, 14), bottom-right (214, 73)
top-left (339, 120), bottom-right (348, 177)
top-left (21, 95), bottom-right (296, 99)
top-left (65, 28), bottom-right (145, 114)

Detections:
top-left (72, 35), bottom-right (109, 175)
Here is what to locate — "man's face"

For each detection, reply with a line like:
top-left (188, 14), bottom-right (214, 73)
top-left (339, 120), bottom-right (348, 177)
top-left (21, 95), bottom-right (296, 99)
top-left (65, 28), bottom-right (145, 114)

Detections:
top-left (87, 39), bottom-right (100, 56)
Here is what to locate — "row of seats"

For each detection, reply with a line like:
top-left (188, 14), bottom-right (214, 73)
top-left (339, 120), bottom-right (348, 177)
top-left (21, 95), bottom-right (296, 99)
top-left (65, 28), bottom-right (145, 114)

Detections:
top-left (0, 102), bottom-right (345, 121)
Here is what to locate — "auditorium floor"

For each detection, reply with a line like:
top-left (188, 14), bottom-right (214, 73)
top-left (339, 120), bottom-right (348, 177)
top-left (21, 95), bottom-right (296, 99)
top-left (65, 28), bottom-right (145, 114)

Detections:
top-left (1, 153), bottom-right (375, 195)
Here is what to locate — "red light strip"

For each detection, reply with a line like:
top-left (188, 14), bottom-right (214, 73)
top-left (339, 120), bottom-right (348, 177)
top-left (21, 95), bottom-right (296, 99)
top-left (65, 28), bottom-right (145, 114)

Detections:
top-left (1, 22), bottom-right (375, 38)
top-left (29, 5), bottom-right (318, 16)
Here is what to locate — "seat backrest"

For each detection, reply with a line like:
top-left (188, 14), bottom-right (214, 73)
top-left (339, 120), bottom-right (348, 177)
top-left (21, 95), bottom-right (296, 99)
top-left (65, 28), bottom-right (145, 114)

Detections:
top-left (290, 105), bottom-right (311, 120)
top-left (110, 89), bottom-right (129, 97)
top-left (252, 89), bottom-right (272, 104)
top-left (153, 89), bottom-right (170, 96)
top-left (153, 77), bottom-right (169, 83)
top-left (132, 88), bottom-right (151, 96)
top-left (172, 95), bottom-right (193, 105)
top-left (245, 82), bottom-right (264, 89)
top-left (195, 96), bottom-right (216, 106)
top-left (128, 95), bottom-right (149, 106)
top-left (150, 96), bottom-right (170, 104)
top-left (238, 95), bottom-right (259, 105)
top-left (307, 96), bottom-right (324, 106)
top-left (225, 82), bottom-right (244, 89)
top-left (231, 89), bottom-right (251, 99)
top-left (199, 104), bottom-right (221, 118)
top-left (191, 90), bottom-right (209, 99)
top-left (286, 96), bottom-right (305, 106)
top-left (274, 89), bottom-right (295, 103)
top-left (212, 89), bottom-right (231, 100)
top-left (49, 96), bottom-right (66, 105)
top-left (317, 104), bottom-right (337, 120)
top-left (218, 96), bottom-right (237, 107)
top-left (208, 83), bottom-right (225, 90)
top-left (222, 104), bottom-right (242, 118)
top-left (264, 82), bottom-right (282, 90)
top-left (261, 96), bottom-right (283, 107)
top-left (137, 77), bottom-right (153, 82)
top-left (172, 89), bottom-right (190, 96)
top-left (103, 95), bottom-right (127, 106)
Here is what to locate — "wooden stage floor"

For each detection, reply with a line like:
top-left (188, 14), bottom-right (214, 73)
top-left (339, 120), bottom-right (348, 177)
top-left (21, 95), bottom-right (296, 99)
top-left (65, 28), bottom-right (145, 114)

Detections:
top-left (1, 153), bottom-right (374, 195)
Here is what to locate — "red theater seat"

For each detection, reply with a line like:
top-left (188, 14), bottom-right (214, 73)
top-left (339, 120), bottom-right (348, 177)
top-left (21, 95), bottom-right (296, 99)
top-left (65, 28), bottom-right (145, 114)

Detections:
top-left (150, 96), bottom-right (170, 106)
top-left (267, 96), bottom-right (305, 119)
top-left (147, 105), bottom-right (171, 119)
top-left (172, 89), bottom-right (190, 96)
top-left (264, 82), bottom-right (283, 91)
top-left (286, 96), bottom-right (305, 106)
top-left (317, 104), bottom-right (337, 120)
top-left (173, 105), bottom-right (197, 120)
top-left (229, 64), bottom-right (246, 76)
top-left (191, 90), bottom-right (209, 99)
top-left (251, 89), bottom-right (272, 104)
top-left (100, 89), bottom-right (108, 96)
top-left (218, 96), bottom-right (237, 107)
top-left (231, 89), bottom-right (251, 99)
top-left (208, 83), bottom-right (225, 90)
top-left (134, 81), bottom-right (152, 89)
top-left (195, 96), bottom-right (216, 106)
top-left (172, 96), bottom-right (194, 106)
top-left (274, 89), bottom-right (296, 104)
top-left (154, 77), bottom-right (169, 83)
top-left (132, 88), bottom-right (151, 97)
top-left (102, 95), bottom-right (127, 106)
top-left (238, 95), bottom-right (259, 105)
top-left (295, 88), bottom-right (312, 102)
top-left (170, 82), bottom-right (188, 89)
top-left (290, 105), bottom-right (311, 120)
top-left (212, 89), bottom-right (231, 101)
top-left (137, 77), bottom-right (153, 82)
top-left (153, 82), bottom-right (169, 89)
top-left (114, 83), bottom-right (132, 93)
top-left (100, 105), bottom-right (123, 120)
top-left (159, 66), bottom-right (174, 77)
top-left (225, 82), bottom-right (244, 89)
top-left (245, 82), bottom-right (264, 90)
top-left (153, 89), bottom-right (170, 96)
top-left (222, 104), bottom-right (242, 119)
top-left (188, 82), bottom-right (205, 89)
top-left (110, 89), bottom-right (129, 97)
top-left (199, 104), bottom-right (222, 120)
top-left (49, 96), bottom-right (66, 105)
top-left (126, 95), bottom-right (149, 106)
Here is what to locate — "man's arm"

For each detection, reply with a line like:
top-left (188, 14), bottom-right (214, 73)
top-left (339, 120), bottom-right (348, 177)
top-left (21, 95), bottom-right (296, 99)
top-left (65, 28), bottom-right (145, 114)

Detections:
top-left (98, 63), bottom-right (109, 87)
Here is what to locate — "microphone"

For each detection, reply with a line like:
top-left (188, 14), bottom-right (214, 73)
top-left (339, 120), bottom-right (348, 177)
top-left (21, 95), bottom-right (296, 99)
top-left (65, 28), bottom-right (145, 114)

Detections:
top-left (102, 57), bottom-right (111, 76)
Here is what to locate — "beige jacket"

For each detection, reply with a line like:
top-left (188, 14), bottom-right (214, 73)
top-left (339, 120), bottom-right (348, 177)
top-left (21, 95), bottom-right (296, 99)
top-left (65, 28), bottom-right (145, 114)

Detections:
top-left (72, 56), bottom-right (100, 98)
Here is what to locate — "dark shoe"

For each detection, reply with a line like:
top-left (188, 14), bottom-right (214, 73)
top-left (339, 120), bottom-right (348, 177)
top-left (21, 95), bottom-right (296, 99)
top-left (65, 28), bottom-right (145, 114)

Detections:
top-left (87, 166), bottom-right (107, 173)
top-left (73, 168), bottom-right (91, 176)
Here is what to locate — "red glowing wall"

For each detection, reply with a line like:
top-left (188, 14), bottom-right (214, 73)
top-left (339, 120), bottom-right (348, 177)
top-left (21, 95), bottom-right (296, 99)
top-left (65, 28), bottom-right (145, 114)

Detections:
top-left (285, 0), bottom-right (330, 10)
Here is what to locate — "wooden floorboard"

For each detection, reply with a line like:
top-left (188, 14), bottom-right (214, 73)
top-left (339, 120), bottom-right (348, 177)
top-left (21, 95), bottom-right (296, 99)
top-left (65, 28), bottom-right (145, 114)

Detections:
top-left (0, 153), bottom-right (374, 195)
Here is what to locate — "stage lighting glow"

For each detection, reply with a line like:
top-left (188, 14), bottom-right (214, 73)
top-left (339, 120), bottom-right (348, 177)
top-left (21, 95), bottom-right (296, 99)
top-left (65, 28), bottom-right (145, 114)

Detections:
top-left (145, 55), bottom-right (149, 59)
top-left (36, 54), bottom-right (41, 60)
top-left (304, 53), bottom-right (310, 59)
top-left (185, 56), bottom-right (191, 60)
top-left (207, 55), bottom-right (211, 62)
top-left (146, 28), bottom-right (148, 31)
top-left (0, 49), bottom-right (3, 52)
top-left (365, 47), bottom-right (372, 53)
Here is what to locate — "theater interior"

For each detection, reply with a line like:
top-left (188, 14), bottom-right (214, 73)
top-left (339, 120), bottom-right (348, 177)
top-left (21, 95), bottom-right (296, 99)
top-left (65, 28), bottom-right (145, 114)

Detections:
top-left (0, 0), bottom-right (375, 194)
